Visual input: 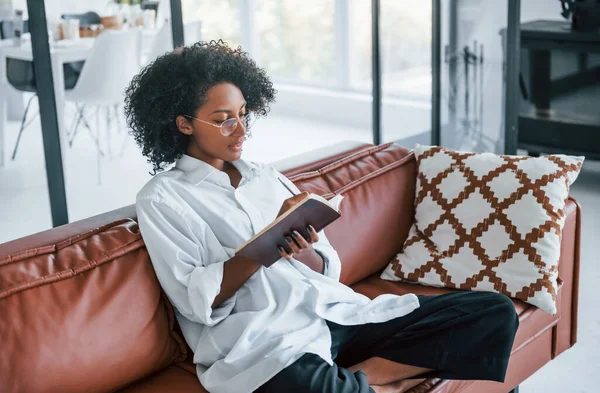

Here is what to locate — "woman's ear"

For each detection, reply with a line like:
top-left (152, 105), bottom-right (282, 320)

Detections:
top-left (175, 115), bottom-right (194, 135)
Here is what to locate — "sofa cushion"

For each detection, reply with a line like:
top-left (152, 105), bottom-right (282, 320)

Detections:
top-left (352, 274), bottom-right (559, 362)
top-left (352, 275), bottom-right (530, 316)
top-left (381, 145), bottom-right (583, 314)
top-left (0, 219), bottom-right (187, 393)
top-left (289, 142), bottom-right (415, 286)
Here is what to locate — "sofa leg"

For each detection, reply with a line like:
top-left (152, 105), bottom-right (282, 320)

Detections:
top-left (509, 386), bottom-right (520, 393)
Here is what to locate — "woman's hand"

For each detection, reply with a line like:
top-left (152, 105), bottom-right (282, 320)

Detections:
top-left (277, 225), bottom-right (325, 273)
top-left (277, 225), bottom-right (319, 260)
top-left (275, 192), bottom-right (325, 273)
top-left (277, 191), bottom-right (309, 217)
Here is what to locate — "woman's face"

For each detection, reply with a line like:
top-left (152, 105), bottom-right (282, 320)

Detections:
top-left (176, 82), bottom-right (248, 167)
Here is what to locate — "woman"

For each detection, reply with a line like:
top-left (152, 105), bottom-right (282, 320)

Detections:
top-left (126, 41), bottom-right (518, 393)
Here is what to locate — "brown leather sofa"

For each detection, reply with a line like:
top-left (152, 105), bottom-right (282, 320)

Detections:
top-left (0, 141), bottom-right (581, 393)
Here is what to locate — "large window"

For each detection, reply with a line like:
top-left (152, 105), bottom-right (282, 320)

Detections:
top-left (176, 0), bottom-right (433, 152)
top-left (348, 0), bottom-right (372, 91)
top-left (179, 0), bottom-right (431, 100)
top-left (381, 0), bottom-right (431, 100)
top-left (349, 0), bottom-right (431, 100)
top-left (256, 0), bottom-right (335, 84)
top-left (380, 1), bottom-right (432, 143)
top-left (439, 0), bottom-right (508, 153)
top-left (182, 0), bottom-right (241, 46)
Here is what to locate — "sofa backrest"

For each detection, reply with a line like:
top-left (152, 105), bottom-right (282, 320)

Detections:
top-left (289, 142), bottom-right (416, 286)
top-left (0, 219), bottom-right (188, 393)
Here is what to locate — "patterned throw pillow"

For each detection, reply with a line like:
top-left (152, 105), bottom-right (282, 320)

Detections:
top-left (381, 145), bottom-right (584, 314)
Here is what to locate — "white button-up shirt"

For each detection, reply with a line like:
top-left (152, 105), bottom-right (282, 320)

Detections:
top-left (136, 154), bottom-right (419, 393)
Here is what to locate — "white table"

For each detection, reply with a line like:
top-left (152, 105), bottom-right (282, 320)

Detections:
top-left (0, 28), bottom-right (159, 168)
top-left (0, 38), bottom-right (94, 168)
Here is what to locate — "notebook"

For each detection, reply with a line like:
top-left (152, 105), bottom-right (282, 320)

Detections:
top-left (235, 193), bottom-right (344, 267)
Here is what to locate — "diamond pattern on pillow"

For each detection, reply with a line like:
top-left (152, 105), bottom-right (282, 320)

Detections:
top-left (381, 145), bottom-right (584, 314)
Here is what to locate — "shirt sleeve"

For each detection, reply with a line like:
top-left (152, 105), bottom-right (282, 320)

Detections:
top-left (136, 197), bottom-right (236, 327)
top-left (314, 249), bottom-right (329, 275)
top-left (271, 167), bottom-right (343, 282)
top-left (310, 229), bottom-right (342, 282)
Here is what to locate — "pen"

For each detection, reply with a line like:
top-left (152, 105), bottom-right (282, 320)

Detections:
top-left (278, 177), bottom-right (298, 196)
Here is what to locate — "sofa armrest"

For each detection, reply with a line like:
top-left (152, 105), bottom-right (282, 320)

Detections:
top-left (554, 197), bottom-right (582, 357)
top-left (0, 205), bottom-right (138, 259)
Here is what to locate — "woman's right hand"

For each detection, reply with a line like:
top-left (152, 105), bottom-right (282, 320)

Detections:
top-left (277, 191), bottom-right (309, 217)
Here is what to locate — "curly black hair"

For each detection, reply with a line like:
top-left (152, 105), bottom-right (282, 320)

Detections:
top-left (124, 40), bottom-right (276, 175)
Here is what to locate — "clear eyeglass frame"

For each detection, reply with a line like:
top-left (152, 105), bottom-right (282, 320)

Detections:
top-left (184, 113), bottom-right (257, 136)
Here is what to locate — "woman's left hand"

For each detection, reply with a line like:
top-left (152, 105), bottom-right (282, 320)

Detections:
top-left (278, 225), bottom-right (319, 260)
top-left (277, 225), bottom-right (324, 273)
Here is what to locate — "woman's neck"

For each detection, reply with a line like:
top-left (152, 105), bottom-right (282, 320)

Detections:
top-left (185, 149), bottom-right (241, 188)
top-left (186, 146), bottom-right (227, 172)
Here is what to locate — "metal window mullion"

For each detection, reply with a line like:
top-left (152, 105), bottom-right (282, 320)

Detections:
top-left (448, 0), bottom-right (458, 134)
top-left (504, 0), bottom-right (521, 155)
top-left (431, 0), bottom-right (441, 146)
top-left (170, 0), bottom-right (184, 48)
top-left (26, 0), bottom-right (69, 226)
top-left (371, 0), bottom-right (381, 145)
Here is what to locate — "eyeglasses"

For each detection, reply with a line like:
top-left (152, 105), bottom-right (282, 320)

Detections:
top-left (184, 113), bottom-right (257, 136)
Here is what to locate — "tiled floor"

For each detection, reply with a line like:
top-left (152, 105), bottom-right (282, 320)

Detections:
top-left (0, 109), bottom-right (598, 392)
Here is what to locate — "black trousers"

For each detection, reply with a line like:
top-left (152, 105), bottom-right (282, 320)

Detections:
top-left (256, 291), bottom-right (519, 393)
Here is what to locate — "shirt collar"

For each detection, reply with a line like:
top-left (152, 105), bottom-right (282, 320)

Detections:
top-left (174, 154), bottom-right (259, 186)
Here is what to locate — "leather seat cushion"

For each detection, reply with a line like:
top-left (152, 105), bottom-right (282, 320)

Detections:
top-left (116, 365), bottom-right (208, 393)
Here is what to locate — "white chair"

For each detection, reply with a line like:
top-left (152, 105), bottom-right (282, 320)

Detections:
top-left (65, 28), bottom-right (141, 183)
top-left (145, 20), bottom-right (202, 64)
